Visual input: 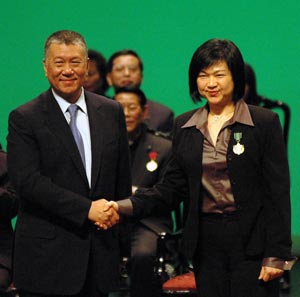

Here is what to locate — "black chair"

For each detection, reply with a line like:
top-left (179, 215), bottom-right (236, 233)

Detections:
top-left (261, 98), bottom-right (290, 147)
top-left (155, 202), bottom-right (197, 296)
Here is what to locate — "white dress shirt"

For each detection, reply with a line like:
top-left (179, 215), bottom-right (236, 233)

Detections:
top-left (52, 88), bottom-right (92, 188)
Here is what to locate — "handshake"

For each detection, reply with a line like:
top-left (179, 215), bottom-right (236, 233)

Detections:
top-left (88, 199), bottom-right (119, 230)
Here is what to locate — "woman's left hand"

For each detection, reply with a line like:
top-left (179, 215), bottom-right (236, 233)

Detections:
top-left (258, 266), bottom-right (284, 282)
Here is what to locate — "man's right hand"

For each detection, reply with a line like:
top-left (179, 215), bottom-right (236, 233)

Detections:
top-left (88, 199), bottom-right (119, 230)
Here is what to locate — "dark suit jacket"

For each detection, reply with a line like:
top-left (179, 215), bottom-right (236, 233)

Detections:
top-left (0, 150), bottom-right (18, 271)
top-left (144, 100), bottom-right (174, 134)
top-left (131, 104), bottom-right (292, 261)
top-left (7, 89), bottom-right (132, 295)
top-left (131, 125), bottom-right (172, 234)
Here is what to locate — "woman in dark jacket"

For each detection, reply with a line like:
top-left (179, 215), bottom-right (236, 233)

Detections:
top-left (114, 39), bottom-right (295, 297)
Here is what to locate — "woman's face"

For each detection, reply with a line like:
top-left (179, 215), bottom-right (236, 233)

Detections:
top-left (197, 60), bottom-right (234, 108)
top-left (83, 60), bottom-right (101, 92)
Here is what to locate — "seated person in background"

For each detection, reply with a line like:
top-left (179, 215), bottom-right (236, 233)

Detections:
top-left (0, 144), bottom-right (18, 291)
top-left (114, 87), bottom-right (173, 297)
top-left (83, 49), bottom-right (109, 95)
top-left (244, 62), bottom-right (290, 147)
top-left (107, 49), bottom-right (174, 134)
top-left (243, 63), bottom-right (262, 106)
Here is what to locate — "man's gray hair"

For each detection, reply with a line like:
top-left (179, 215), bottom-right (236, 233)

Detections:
top-left (44, 30), bottom-right (88, 60)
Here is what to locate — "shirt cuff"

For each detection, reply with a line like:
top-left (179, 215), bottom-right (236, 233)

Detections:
top-left (262, 257), bottom-right (298, 270)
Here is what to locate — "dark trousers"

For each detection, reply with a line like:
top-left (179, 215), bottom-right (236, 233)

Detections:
top-left (0, 266), bottom-right (11, 289)
top-left (193, 213), bottom-right (279, 297)
top-left (19, 278), bottom-right (108, 297)
top-left (18, 279), bottom-right (108, 297)
top-left (128, 223), bottom-right (161, 297)
top-left (18, 246), bottom-right (108, 297)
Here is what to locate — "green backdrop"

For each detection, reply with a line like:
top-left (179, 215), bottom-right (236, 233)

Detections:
top-left (1, 0), bottom-right (299, 254)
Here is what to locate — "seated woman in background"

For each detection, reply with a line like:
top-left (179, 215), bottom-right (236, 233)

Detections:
top-left (83, 49), bottom-right (109, 96)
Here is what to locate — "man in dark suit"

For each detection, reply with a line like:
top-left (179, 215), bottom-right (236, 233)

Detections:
top-left (114, 87), bottom-right (172, 297)
top-left (106, 49), bottom-right (174, 134)
top-left (0, 145), bottom-right (18, 292)
top-left (7, 30), bottom-right (131, 297)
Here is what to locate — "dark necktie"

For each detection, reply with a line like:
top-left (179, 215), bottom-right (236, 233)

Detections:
top-left (68, 104), bottom-right (86, 168)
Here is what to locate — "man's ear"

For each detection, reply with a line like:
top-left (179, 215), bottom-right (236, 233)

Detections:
top-left (86, 58), bottom-right (90, 76)
top-left (142, 104), bottom-right (149, 120)
top-left (43, 59), bottom-right (48, 78)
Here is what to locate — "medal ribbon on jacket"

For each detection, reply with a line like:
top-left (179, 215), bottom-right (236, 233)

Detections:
top-left (233, 132), bottom-right (245, 155)
top-left (146, 151), bottom-right (158, 172)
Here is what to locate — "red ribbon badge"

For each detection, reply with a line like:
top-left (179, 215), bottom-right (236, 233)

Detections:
top-left (148, 151), bottom-right (158, 161)
top-left (146, 151), bottom-right (158, 172)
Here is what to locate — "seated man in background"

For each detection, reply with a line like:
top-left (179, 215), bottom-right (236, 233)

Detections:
top-left (107, 49), bottom-right (174, 134)
top-left (0, 144), bottom-right (18, 292)
top-left (114, 87), bottom-right (173, 297)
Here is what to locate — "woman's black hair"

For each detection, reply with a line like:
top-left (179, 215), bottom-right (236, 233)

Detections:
top-left (188, 38), bottom-right (245, 103)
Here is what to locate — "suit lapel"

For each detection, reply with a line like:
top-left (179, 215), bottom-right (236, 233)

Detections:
top-left (191, 126), bottom-right (204, 170)
top-left (183, 125), bottom-right (204, 214)
top-left (86, 95), bottom-right (105, 192)
top-left (42, 90), bottom-right (88, 185)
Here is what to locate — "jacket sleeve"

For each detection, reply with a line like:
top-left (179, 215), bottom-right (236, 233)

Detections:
top-left (261, 113), bottom-right (292, 259)
top-left (0, 151), bottom-right (18, 221)
top-left (130, 119), bottom-right (188, 219)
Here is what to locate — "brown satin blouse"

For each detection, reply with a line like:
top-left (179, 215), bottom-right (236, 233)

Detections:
top-left (182, 99), bottom-right (254, 214)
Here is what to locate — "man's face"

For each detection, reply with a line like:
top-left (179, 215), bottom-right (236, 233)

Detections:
top-left (107, 55), bottom-right (143, 89)
top-left (43, 43), bottom-right (88, 103)
top-left (114, 92), bottom-right (147, 134)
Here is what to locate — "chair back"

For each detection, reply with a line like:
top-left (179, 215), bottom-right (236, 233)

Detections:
top-left (261, 98), bottom-right (290, 147)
